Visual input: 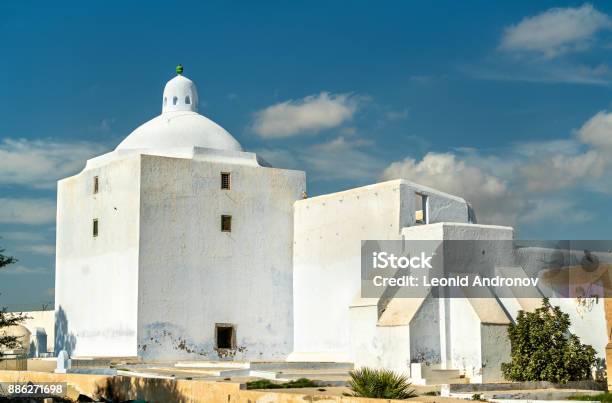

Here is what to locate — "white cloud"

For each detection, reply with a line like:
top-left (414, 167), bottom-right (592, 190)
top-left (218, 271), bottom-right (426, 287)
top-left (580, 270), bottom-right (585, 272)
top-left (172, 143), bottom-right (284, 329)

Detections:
top-left (517, 150), bottom-right (606, 192)
top-left (384, 153), bottom-right (507, 200)
top-left (0, 264), bottom-right (50, 275)
top-left (520, 198), bottom-right (592, 224)
top-left (0, 138), bottom-right (107, 189)
top-left (256, 148), bottom-right (299, 170)
top-left (467, 61), bottom-right (612, 86)
top-left (381, 108), bottom-right (612, 226)
top-left (257, 136), bottom-right (385, 183)
top-left (0, 198), bottom-right (56, 225)
top-left (16, 244), bottom-right (55, 256)
top-left (472, 5), bottom-right (612, 86)
top-left (1, 231), bottom-right (46, 242)
top-left (500, 4), bottom-right (611, 58)
top-left (381, 151), bottom-right (594, 226)
top-left (89, 118), bottom-right (116, 133)
top-left (577, 110), bottom-right (612, 148)
top-left (252, 92), bottom-right (360, 138)
top-left (385, 109), bottom-right (410, 121)
top-left (302, 137), bottom-right (385, 182)
top-left (515, 111), bottom-right (612, 193)
top-left (382, 152), bottom-right (518, 225)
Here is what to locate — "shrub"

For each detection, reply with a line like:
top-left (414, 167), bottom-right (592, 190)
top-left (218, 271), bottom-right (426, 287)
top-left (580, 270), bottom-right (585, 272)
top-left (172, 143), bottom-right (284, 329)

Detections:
top-left (0, 245), bottom-right (28, 355)
top-left (246, 378), bottom-right (317, 390)
top-left (569, 392), bottom-right (612, 402)
top-left (346, 367), bottom-right (416, 399)
top-left (501, 298), bottom-right (596, 383)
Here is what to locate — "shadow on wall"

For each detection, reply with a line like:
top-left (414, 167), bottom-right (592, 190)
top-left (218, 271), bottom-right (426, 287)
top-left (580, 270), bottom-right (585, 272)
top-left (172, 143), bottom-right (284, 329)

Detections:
top-left (28, 340), bottom-right (36, 358)
top-left (54, 306), bottom-right (76, 356)
top-left (93, 376), bottom-right (188, 403)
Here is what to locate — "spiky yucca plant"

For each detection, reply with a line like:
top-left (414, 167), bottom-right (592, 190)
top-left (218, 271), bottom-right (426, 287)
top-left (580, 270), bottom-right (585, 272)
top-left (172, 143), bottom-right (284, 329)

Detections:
top-left (346, 367), bottom-right (416, 399)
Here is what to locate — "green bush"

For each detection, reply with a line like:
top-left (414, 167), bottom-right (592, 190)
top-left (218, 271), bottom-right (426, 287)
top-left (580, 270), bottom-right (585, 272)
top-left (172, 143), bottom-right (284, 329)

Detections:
top-left (569, 392), bottom-right (612, 402)
top-left (501, 298), bottom-right (596, 383)
top-left (346, 367), bottom-right (416, 399)
top-left (0, 245), bottom-right (28, 355)
top-left (246, 378), bottom-right (317, 390)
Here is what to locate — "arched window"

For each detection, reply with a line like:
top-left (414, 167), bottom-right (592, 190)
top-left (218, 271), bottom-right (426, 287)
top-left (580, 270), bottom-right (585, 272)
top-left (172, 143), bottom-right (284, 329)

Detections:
top-left (185, 96), bottom-right (191, 104)
top-left (163, 97), bottom-right (167, 106)
top-left (173, 96), bottom-right (178, 105)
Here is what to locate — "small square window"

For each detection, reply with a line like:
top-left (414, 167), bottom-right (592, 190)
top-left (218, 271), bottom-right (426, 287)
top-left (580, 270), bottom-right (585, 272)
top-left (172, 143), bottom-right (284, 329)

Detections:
top-left (93, 176), bottom-right (99, 194)
top-left (415, 193), bottom-right (428, 224)
top-left (221, 172), bottom-right (231, 190)
top-left (215, 323), bottom-right (235, 350)
top-left (93, 219), bottom-right (99, 237)
top-left (221, 215), bottom-right (232, 232)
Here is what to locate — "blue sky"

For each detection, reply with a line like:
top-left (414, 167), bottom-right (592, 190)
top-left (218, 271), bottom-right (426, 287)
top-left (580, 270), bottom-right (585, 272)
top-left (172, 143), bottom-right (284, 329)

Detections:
top-left (2, 1), bottom-right (612, 309)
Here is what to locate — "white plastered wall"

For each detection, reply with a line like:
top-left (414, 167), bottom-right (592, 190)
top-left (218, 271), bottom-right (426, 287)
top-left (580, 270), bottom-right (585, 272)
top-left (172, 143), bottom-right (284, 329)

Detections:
top-left (480, 324), bottom-right (510, 382)
top-left (136, 154), bottom-right (305, 360)
top-left (349, 302), bottom-right (412, 374)
top-left (291, 180), bottom-right (469, 362)
top-left (449, 297), bottom-right (482, 381)
top-left (55, 155), bottom-right (141, 357)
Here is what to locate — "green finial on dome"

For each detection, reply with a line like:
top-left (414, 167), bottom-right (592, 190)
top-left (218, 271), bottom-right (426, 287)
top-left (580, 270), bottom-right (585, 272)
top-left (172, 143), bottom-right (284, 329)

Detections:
top-left (176, 64), bottom-right (184, 75)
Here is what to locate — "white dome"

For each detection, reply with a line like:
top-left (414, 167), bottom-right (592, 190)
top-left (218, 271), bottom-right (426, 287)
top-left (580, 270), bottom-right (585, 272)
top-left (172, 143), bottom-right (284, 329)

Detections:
top-left (117, 111), bottom-right (242, 151)
top-left (116, 67), bottom-right (242, 152)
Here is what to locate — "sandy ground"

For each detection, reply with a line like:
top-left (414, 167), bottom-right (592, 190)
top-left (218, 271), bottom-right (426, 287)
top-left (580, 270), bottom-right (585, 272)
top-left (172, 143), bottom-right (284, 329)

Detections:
top-left (277, 387), bottom-right (469, 402)
top-left (263, 386), bottom-right (468, 402)
top-left (264, 385), bottom-right (602, 401)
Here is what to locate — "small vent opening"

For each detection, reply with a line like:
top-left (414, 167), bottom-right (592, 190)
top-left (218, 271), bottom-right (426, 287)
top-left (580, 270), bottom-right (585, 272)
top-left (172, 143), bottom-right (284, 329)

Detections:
top-left (221, 215), bottom-right (232, 232)
top-left (221, 172), bottom-right (231, 190)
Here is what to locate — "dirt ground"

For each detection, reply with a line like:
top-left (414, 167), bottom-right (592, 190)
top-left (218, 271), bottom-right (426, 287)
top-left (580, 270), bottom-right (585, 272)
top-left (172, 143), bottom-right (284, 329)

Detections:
top-left (267, 386), bottom-right (469, 402)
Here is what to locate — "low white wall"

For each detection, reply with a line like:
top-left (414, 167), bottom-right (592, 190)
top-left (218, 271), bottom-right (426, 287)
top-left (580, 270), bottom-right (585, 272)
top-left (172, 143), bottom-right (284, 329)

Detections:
top-left (21, 310), bottom-right (55, 353)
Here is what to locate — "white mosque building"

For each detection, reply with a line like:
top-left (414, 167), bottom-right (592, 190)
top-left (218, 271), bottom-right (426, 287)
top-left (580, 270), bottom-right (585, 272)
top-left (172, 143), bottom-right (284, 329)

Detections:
top-left (53, 67), bottom-right (609, 383)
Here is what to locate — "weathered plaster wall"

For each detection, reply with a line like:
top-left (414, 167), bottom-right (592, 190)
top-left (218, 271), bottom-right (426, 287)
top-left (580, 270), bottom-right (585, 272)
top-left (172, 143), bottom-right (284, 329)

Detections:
top-left (443, 224), bottom-right (514, 382)
top-left (551, 297), bottom-right (607, 359)
top-left (21, 310), bottom-right (55, 353)
top-left (292, 181), bottom-right (406, 361)
top-left (409, 296), bottom-right (441, 365)
top-left (291, 180), bottom-right (469, 362)
top-left (399, 182), bottom-right (469, 225)
top-left (136, 154), bottom-right (305, 360)
top-left (55, 156), bottom-right (141, 357)
top-left (349, 303), bottom-right (412, 375)
top-left (449, 297), bottom-right (482, 381)
top-left (500, 295), bottom-right (607, 361)
top-left (402, 223), bottom-right (513, 373)
top-left (513, 247), bottom-right (609, 360)
top-left (480, 324), bottom-right (510, 383)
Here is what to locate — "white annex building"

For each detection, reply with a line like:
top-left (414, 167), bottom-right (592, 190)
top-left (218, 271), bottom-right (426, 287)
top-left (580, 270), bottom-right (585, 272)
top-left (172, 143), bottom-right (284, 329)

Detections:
top-left (53, 67), bottom-right (609, 383)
